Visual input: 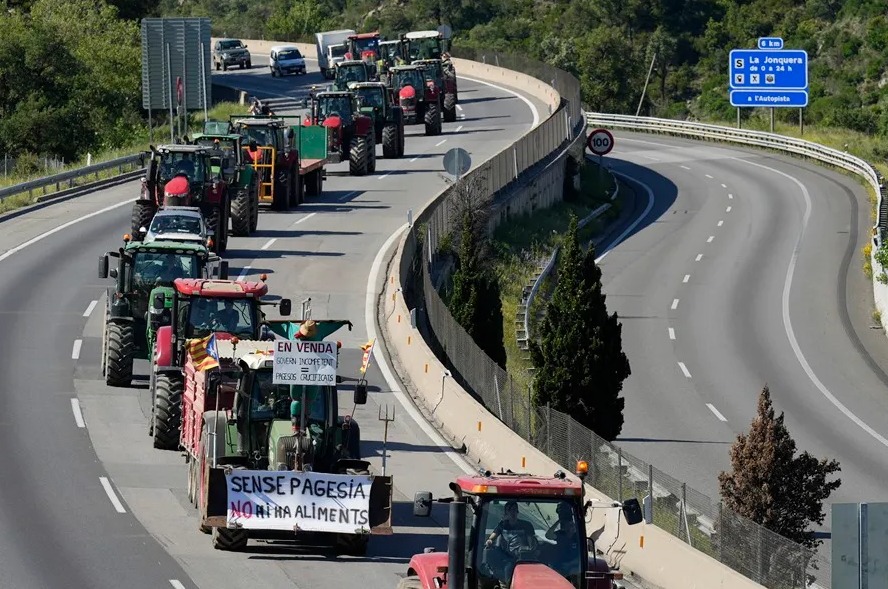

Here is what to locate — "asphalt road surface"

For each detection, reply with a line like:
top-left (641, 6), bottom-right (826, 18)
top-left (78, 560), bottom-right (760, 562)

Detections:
top-left (598, 132), bottom-right (888, 535)
top-left (0, 55), bottom-right (540, 588)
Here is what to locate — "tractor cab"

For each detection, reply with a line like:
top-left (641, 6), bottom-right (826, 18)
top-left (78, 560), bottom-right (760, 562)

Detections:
top-left (407, 464), bottom-right (643, 589)
top-left (144, 145), bottom-right (217, 207)
top-left (352, 82), bottom-right (388, 114)
top-left (191, 130), bottom-right (243, 180)
top-left (345, 32), bottom-right (381, 64)
top-left (334, 60), bottom-right (372, 91)
top-left (379, 39), bottom-right (401, 66)
top-left (401, 30), bottom-right (450, 62)
top-left (413, 59), bottom-right (446, 91)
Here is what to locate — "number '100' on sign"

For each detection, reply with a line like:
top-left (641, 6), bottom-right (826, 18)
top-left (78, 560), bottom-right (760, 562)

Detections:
top-left (586, 129), bottom-right (614, 156)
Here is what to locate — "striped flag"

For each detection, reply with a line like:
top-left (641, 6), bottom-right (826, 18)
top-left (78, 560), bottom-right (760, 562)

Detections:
top-left (187, 333), bottom-right (220, 371)
top-left (359, 338), bottom-right (376, 374)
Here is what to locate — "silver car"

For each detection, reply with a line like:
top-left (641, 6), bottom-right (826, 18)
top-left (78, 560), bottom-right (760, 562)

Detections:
top-left (142, 207), bottom-right (209, 245)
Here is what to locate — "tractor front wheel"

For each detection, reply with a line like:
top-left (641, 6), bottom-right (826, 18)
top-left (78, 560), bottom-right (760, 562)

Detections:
top-left (424, 104), bottom-right (442, 136)
top-left (249, 185), bottom-right (259, 232)
top-left (443, 93), bottom-right (457, 122)
top-left (382, 124), bottom-right (399, 158)
top-left (349, 135), bottom-right (370, 176)
top-left (230, 189), bottom-right (251, 236)
top-left (131, 200), bottom-right (157, 240)
top-left (105, 321), bottom-right (134, 387)
top-left (152, 372), bottom-right (184, 450)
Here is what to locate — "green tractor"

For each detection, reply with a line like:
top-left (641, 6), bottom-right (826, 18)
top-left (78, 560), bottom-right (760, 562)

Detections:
top-left (333, 59), bottom-right (373, 91)
top-left (184, 318), bottom-right (392, 554)
top-left (97, 236), bottom-right (228, 388)
top-left (191, 121), bottom-right (260, 237)
top-left (352, 81), bottom-right (405, 158)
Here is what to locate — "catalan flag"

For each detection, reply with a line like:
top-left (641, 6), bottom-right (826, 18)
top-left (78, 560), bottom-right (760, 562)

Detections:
top-left (359, 338), bottom-right (376, 374)
top-left (187, 333), bottom-right (220, 371)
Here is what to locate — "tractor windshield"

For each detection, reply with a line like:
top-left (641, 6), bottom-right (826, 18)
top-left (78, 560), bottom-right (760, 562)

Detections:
top-left (351, 37), bottom-right (379, 55)
top-left (408, 38), bottom-right (442, 61)
top-left (160, 152), bottom-right (206, 183)
top-left (475, 498), bottom-right (584, 589)
top-left (239, 127), bottom-right (274, 147)
top-left (250, 373), bottom-right (328, 424)
top-left (340, 65), bottom-right (368, 84)
top-left (318, 96), bottom-right (353, 121)
top-left (394, 69), bottom-right (423, 90)
top-left (355, 88), bottom-right (384, 109)
top-left (186, 296), bottom-right (257, 338)
top-left (131, 252), bottom-right (200, 289)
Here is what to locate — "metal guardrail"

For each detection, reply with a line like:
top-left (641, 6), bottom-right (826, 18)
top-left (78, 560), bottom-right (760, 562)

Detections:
top-left (584, 112), bottom-right (888, 245)
top-left (0, 153), bottom-right (147, 203)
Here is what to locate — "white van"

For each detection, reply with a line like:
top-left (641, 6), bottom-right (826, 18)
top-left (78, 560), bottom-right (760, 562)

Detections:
top-left (269, 45), bottom-right (306, 77)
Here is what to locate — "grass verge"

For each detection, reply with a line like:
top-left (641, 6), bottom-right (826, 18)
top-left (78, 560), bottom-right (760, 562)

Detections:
top-left (0, 102), bottom-right (249, 214)
top-left (492, 160), bottom-right (618, 392)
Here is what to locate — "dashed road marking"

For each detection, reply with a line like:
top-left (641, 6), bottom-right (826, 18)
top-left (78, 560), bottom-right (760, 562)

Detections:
top-left (726, 206), bottom-right (732, 212)
top-left (72, 339), bottom-right (82, 360)
top-left (721, 183), bottom-right (727, 188)
top-left (170, 581), bottom-right (187, 589)
top-left (718, 220), bottom-right (724, 227)
top-left (435, 139), bottom-right (447, 147)
top-left (678, 362), bottom-right (692, 378)
top-left (261, 238), bottom-right (276, 251)
top-left (410, 156), bottom-right (420, 162)
top-left (236, 265), bottom-right (251, 282)
top-left (671, 298), bottom-right (680, 310)
top-left (707, 403), bottom-right (728, 422)
top-left (455, 125), bottom-right (463, 133)
top-left (695, 254), bottom-right (703, 262)
top-left (683, 274), bottom-right (690, 283)
top-left (707, 235), bottom-right (715, 243)
top-left (705, 174), bottom-right (713, 179)
top-left (680, 165), bottom-right (691, 170)
top-left (378, 173), bottom-right (392, 180)
top-left (71, 399), bottom-right (85, 428)
top-left (728, 193), bottom-right (734, 199)
top-left (99, 477), bottom-right (127, 513)
top-left (668, 328), bottom-right (676, 340)
top-left (83, 300), bottom-right (98, 317)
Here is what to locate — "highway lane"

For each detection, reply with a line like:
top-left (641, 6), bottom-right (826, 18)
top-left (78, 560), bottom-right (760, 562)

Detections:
top-left (0, 58), bottom-right (538, 588)
top-left (599, 132), bottom-right (888, 524)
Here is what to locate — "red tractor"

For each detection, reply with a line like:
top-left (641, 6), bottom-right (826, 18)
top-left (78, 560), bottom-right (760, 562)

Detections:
top-left (304, 90), bottom-right (377, 176)
top-left (400, 461), bottom-right (643, 589)
top-left (388, 64), bottom-right (442, 136)
top-left (345, 32), bottom-right (382, 68)
top-left (132, 144), bottom-right (231, 253)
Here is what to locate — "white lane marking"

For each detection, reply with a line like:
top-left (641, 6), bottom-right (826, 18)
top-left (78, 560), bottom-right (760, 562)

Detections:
top-left (236, 265), bottom-right (251, 282)
top-left (678, 362), bottom-right (692, 378)
top-left (735, 157), bottom-right (888, 449)
top-left (683, 274), bottom-right (690, 283)
top-left (718, 220), bottom-right (724, 227)
top-left (99, 477), bottom-right (127, 513)
top-left (707, 403), bottom-right (728, 422)
top-left (83, 300), bottom-right (98, 317)
top-left (456, 104), bottom-right (463, 112)
top-left (680, 165), bottom-right (691, 170)
top-left (695, 254), bottom-right (703, 262)
top-left (721, 183), bottom-right (727, 188)
top-left (365, 223), bottom-right (475, 475)
top-left (671, 299), bottom-right (680, 310)
top-left (71, 398), bottom-right (85, 428)
top-left (261, 238), bottom-right (277, 251)
top-left (705, 174), bottom-right (713, 179)
top-left (0, 198), bottom-right (137, 265)
top-left (292, 212), bottom-right (317, 224)
top-left (72, 339), bottom-right (82, 360)
top-left (458, 75), bottom-right (540, 128)
top-left (410, 156), bottom-right (420, 163)
top-left (595, 171), bottom-right (655, 262)
top-left (336, 192), bottom-right (359, 203)
top-left (435, 139), bottom-right (447, 147)
top-left (170, 581), bottom-right (187, 589)
top-left (668, 328), bottom-right (676, 340)
top-left (728, 193), bottom-right (734, 199)
top-left (707, 235), bottom-right (715, 243)
top-left (455, 125), bottom-right (463, 133)
top-left (378, 173), bottom-right (392, 180)
top-left (641, 154), bottom-right (660, 161)
top-left (726, 206), bottom-right (732, 213)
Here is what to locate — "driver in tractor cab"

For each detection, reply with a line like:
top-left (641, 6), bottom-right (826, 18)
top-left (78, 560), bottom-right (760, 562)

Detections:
top-left (542, 502), bottom-right (580, 578)
top-left (219, 299), bottom-right (239, 331)
top-left (484, 501), bottom-right (539, 588)
top-left (139, 255), bottom-right (183, 286)
top-left (188, 297), bottom-right (219, 336)
top-left (358, 89), bottom-right (383, 110)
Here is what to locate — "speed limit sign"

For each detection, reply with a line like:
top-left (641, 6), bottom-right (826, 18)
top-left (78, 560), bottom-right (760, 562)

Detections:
top-left (586, 128), bottom-right (614, 156)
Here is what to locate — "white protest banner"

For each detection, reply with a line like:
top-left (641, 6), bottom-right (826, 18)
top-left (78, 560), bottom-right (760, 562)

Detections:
top-left (272, 339), bottom-right (338, 385)
top-left (226, 470), bottom-right (373, 533)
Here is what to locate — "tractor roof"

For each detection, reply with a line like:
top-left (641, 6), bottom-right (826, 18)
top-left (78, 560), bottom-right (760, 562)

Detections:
top-left (455, 472), bottom-right (583, 498)
top-left (318, 91), bottom-right (353, 98)
top-left (405, 30), bottom-right (442, 40)
top-left (349, 32), bottom-right (379, 39)
top-left (232, 118), bottom-right (286, 128)
top-left (193, 132), bottom-right (241, 141)
top-left (352, 82), bottom-right (387, 89)
top-left (391, 65), bottom-right (421, 72)
top-left (125, 240), bottom-right (209, 254)
top-left (413, 58), bottom-right (442, 64)
top-left (156, 144), bottom-right (209, 154)
top-left (338, 60), bottom-right (367, 67)
top-left (173, 278), bottom-right (268, 298)
top-left (380, 39), bottom-right (400, 45)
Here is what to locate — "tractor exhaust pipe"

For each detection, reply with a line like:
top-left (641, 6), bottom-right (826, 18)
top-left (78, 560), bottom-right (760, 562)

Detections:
top-left (448, 498), bottom-right (467, 589)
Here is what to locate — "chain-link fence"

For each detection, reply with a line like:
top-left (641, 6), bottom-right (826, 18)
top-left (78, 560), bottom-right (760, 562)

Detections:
top-left (399, 47), bottom-right (831, 589)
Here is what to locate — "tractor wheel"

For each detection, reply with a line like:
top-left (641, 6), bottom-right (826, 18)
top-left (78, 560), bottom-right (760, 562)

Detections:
top-left (289, 169), bottom-right (302, 208)
top-left (131, 200), bottom-right (157, 240)
top-left (152, 372), bottom-right (183, 450)
top-left (305, 170), bottom-right (322, 197)
top-left (382, 124), bottom-right (399, 158)
top-left (398, 123), bottom-right (406, 157)
top-left (424, 104), bottom-right (441, 136)
top-left (249, 186), bottom-right (259, 232)
top-left (105, 321), bottom-right (134, 387)
top-left (246, 60), bottom-right (252, 68)
top-left (444, 93), bottom-right (457, 122)
top-left (396, 578), bottom-right (423, 589)
top-left (230, 189), bottom-right (251, 237)
top-left (272, 171), bottom-right (289, 211)
top-left (349, 135), bottom-right (369, 176)
top-left (205, 208), bottom-right (222, 253)
top-left (367, 135), bottom-right (377, 173)
top-left (219, 206), bottom-right (229, 253)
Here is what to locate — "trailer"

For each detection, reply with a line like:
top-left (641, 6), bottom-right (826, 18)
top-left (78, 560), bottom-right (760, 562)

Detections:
top-left (316, 29), bottom-right (356, 79)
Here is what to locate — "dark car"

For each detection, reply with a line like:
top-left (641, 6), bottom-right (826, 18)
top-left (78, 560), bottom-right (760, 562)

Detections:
top-left (213, 38), bottom-right (252, 71)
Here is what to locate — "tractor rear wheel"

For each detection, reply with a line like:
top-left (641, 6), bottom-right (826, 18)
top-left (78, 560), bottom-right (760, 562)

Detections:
top-left (424, 104), bottom-right (441, 136)
top-left (288, 169), bottom-right (302, 208)
top-left (249, 186), bottom-right (259, 232)
top-left (349, 135), bottom-right (369, 176)
top-left (305, 170), bottom-right (322, 197)
top-left (230, 189), bottom-right (251, 236)
top-left (105, 321), bottom-right (134, 387)
top-left (152, 372), bottom-right (184, 450)
top-left (131, 200), bottom-right (157, 240)
top-left (367, 134), bottom-right (377, 173)
top-left (443, 93), bottom-right (457, 122)
top-left (398, 123), bottom-right (406, 157)
top-left (272, 171), bottom-right (289, 211)
top-left (382, 124), bottom-right (399, 158)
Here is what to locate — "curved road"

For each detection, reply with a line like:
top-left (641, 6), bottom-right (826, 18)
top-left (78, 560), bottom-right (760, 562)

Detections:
top-left (600, 132), bottom-right (888, 529)
top-left (0, 56), bottom-right (540, 587)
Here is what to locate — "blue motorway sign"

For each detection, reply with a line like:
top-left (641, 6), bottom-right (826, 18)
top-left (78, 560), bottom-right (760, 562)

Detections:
top-left (758, 37), bottom-right (783, 49)
top-left (730, 90), bottom-right (809, 108)
top-left (729, 49), bottom-right (808, 90)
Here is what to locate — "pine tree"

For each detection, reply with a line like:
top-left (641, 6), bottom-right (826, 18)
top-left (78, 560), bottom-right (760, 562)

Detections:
top-left (718, 385), bottom-right (841, 551)
top-left (530, 213), bottom-right (630, 441)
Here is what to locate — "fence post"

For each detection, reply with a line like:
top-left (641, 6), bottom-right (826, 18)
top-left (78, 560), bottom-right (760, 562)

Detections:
top-left (717, 501), bottom-right (723, 563)
top-left (680, 483), bottom-right (687, 543)
top-left (647, 464), bottom-right (653, 524)
top-left (526, 385), bottom-right (532, 441)
top-left (546, 403), bottom-right (551, 457)
top-left (617, 448), bottom-right (623, 501)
